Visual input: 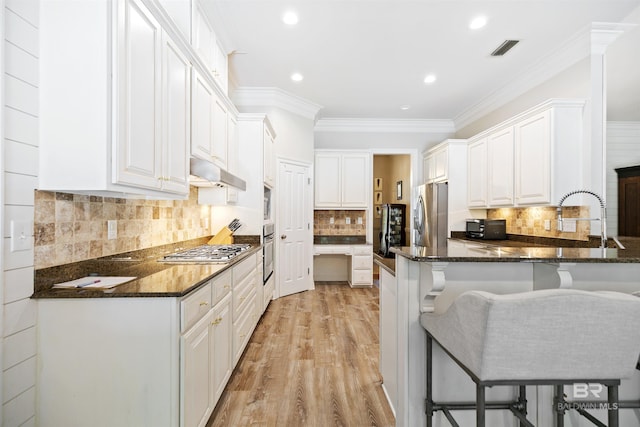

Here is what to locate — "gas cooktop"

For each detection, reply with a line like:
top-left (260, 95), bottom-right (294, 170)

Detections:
top-left (160, 244), bottom-right (251, 263)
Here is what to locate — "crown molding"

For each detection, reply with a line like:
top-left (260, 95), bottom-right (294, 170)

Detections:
top-left (231, 87), bottom-right (323, 120)
top-left (453, 25), bottom-right (592, 131)
top-left (314, 118), bottom-right (455, 134)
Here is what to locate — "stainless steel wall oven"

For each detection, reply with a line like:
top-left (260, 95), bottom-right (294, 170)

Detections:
top-left (263, 223), bottom-right (274, 284)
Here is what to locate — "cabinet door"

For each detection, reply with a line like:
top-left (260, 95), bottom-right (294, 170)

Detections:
top-left (192, 0), bottom-right (214, 70)
top-left (314, 153), bottom-right (342, 207)
top-left (379, 267), bottom-right (397, 412)
top-left (211, 294), bottom-right (232, 403)
top-left (115, 0), bottom-right (162, 190)
top-left (467, 138), bottom-right (488, 207)
top-left (433, 148), bottom-right (448, 182)
top-left (213, 38), bottom-right (228, 94)
top-left (162, 32), bottom-right (191, 194)
top-left (487, 127), bottom-right (514, 206)
top-left (211, 95), bottom-right (228, 168)
top-left (191, 70), bottom-right (214, 160)
top-left (264, 127), bottom-right (275, 187)
top-left (515, 111), bottom-right (551, 205)
top-left (341, 153), bottom-right (369, 208)
top-left (422, 154), bottom-right (432, 184)
top-left (182, 311), bottom-right (214, 427)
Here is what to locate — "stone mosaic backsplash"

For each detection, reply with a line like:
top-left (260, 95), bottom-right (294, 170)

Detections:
top-left (314, 210), bottom-right (367, 236)
top-left (34, 187), bottom-right (211, 269)
top-left (487, 206), bottom-right (590, 240)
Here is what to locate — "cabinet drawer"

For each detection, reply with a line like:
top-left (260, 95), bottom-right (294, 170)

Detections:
top-left (233, 273), bottom-right (256, 320)
top-left (351, 245), bottom-right (372, 255)
top-left (233, 292), bottom-right (257, 364)
top-left (233, 255), bottom-right (256, 285)
top-left (211, 269), bottom-right (232, 306)
top-left (313, 245), bottom-right (349, 255)
top-left (351, 270), bottom-right (372, 284)
top-left (181, 282), bottom-right (212, 332)
top-left (352, 255), bottom-right (372, 270)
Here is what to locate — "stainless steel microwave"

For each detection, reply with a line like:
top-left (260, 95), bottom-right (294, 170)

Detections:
top-left (465, 219), bottom-right (506, 240)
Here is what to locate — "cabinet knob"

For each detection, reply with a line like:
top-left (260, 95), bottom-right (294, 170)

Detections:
top-left (281, 234), bottom-right (287, 240)
top-left (199, 301), bottom-right (209, 307)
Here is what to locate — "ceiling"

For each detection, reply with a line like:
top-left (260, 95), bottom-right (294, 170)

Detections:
top-left (205, 0), bottom-right (640, 124)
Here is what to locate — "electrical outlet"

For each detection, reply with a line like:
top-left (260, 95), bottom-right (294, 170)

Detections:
top-left (346, 217), bottom-right (351, 225)
top-left (563, 219), bottom-right (577, 233)
top-left (10, 220), bottom-right (33, 252)
top-left (107, 220), bottom-right (117, 240)
top-left (544, 219), bottom-right (551, 231)
top-left (357, 217), bottom-right (363, 225)
top-left (329, 217), bottom-right (334, 224)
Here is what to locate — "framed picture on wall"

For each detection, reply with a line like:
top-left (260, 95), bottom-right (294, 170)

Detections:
top-left (374, 191), bottom-right (382, 204)
top-left (375, 205), bottom-right (382, 218)
top-left (374, 178), bottom-right (383, 191)
top-left (397, 181), bottom-right (403, 200)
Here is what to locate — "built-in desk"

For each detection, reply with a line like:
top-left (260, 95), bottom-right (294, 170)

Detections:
top-left (313, 237), bottom-right (373, 287)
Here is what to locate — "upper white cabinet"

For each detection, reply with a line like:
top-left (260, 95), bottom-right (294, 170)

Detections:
top-left (264, 127), bottom-right (276, 188)
top-left (487, 127), bottom-right (514, 206)
top-left (467, 99), bottom-right (584, 208)
top-left (191, 0), bottom-right (228, 93)
top-left (314, 151), bottom-right (370, 209)
top-left (467, 138), bottom-right (488, 207)
top-left (40, 0), bottom-right (190, 198)
top-left (423, 144), bottom-right (448, 183)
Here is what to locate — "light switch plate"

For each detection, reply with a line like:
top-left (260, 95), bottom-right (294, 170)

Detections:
top-left (107, 220), bottom-right (117, 240)
top-left (357, 217), bottom-right (363, 225)
top-left (346, 217), bottom-right (351, 224)
top-left (10, 220), bottom-right (33, 252)
top-left (329, 217), bottom-right (334, 224)
top-left (544, 219), bottom-right (551, 231)
top-left (563, 219), bottom-right (577, 233)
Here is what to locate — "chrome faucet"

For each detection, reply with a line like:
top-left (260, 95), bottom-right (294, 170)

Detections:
top-left (556, 190), bottom-right (607, 248)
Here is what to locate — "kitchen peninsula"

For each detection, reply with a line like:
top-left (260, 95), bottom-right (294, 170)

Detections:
top-left (384, 239), bottom-right (640, 427)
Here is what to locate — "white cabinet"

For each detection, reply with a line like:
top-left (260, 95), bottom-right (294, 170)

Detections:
top-left (514, 110), bottom-right (552, 205)
top-left (379, 266), bottom-right (397, 414)
top-left (487, 127), bottom-right (514, 206)
top-left (264, 127), bottom-right (276, 187)
top-left (225, 114), bottom-right (239, 203)
top-left (314, 151), bottom-right (370, 208)
top-left (192, 0), bottom-right (228, 93)
top-left (467, 138), bottom-right (489, 207)
top-left (423, 144), bottom-right (448, 183)
top-left (40, 0), bottom-right (190, 198)
top-left (349, 245), bottom-right (373, 287)
top-left (210, 293), bottom-right (233, 402)
top-left (466, 99), bottom-right (584, 208)
top-left (191, 69), bottom-right (227, 169)
top-left (231, 254), bottom-right (259, 365)
top-left (212, 97), bottom-right (228, 168)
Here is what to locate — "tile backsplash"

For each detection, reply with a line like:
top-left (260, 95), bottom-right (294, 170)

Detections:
top-left (314, 210), bottom-right (367, 235)
top-left (487, 206), bottom-right (590, 240)
top-left (34, 187), bottom-right (211, 269)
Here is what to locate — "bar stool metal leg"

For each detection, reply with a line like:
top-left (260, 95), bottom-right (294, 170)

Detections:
top-left (608, 384), bottom-right (619, 427)
top-left (426, 334), bottom-right (433, 427)
top-left (477, 383), bottom-right (486, 427)
top-left (554, 385), bottom-right (565, 427)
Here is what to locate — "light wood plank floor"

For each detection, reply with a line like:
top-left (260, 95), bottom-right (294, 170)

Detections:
top-left (207, 282), bottom-right (395, 427)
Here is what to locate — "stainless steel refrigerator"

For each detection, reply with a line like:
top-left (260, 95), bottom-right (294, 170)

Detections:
top-left (413, 183), bottom-right (448, 248)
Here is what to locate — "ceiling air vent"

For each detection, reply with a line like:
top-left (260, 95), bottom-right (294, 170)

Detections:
top-left (491, 40), bottom-right (520, 56)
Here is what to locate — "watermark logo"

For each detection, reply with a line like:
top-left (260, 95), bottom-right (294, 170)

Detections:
top-left (556, 384), bottom-right (618, 412)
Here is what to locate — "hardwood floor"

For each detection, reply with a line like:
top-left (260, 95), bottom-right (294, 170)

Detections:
top-left (207, 282), bottom-right (395, 427)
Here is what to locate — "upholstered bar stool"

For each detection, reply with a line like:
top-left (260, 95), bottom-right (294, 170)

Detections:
top-left (421, 289), bottom-right (640, 427)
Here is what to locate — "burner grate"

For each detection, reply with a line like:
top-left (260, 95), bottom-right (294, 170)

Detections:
top-left (161, 244), bottom-right (251, 263)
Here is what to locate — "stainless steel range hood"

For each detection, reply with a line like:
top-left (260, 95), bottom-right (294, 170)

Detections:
top-left (189, 158), bottom-right (246, 191)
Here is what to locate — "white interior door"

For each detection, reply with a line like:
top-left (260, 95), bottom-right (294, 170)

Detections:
top-left (277, 160), bottom-right (312, 298)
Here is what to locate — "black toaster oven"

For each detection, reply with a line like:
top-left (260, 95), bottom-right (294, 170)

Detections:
top-left (465, 219), bottom-right (506, 240)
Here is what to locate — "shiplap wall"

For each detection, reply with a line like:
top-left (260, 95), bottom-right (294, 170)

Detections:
top-left (606, 122), bottom-right (640, 237)
top-left (3, 0), bottom-right (38, 425)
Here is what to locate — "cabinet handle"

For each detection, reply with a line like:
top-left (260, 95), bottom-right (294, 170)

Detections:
top-left (240, 296), bottom-right (247, 301)
top-left (281, 234), bottom-right (287, 240)
top-left (199, 301), bottom-right (209, 307)
top-left (211, 317), bottom-right (222, 326)
top-left (240, 334), bottom-right (246, 338)
top-left (224, 285), bottom-right (230, 289)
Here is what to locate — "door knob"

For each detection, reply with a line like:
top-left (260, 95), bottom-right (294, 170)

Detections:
top-left (281, 234), bottom-right (287, 240)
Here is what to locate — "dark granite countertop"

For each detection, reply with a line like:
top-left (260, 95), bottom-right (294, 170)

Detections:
top-left (373, 253), bottom-right (395, 276)
top-left (391, 239), bottom-right (640, 263)
top-left (33, 236), bottom-right (261, 298)
top-left (313, 235), bottom-right (368, 245)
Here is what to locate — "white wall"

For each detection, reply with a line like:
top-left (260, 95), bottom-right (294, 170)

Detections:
top-left (455, 58), bottom-right (591, 138)
top-left (2, 0), bottom-right (38, 425)
top-left (606, 122), bottom-right (640, 236)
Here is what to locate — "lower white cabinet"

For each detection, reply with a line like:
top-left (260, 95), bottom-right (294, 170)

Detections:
top-left (313, 244), bottom-right (373, 287)
top-left (37, 252), bottom-right (267, 427)
top-left (264, 274), bottom-right (275, 311)
top-left (379, 266), bottom-right (397, 415)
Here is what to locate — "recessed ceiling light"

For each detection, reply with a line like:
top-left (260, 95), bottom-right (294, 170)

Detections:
top-left (283, 11), bottom-right (298, 25)
top-left (400, 105), bottom-right (411, 111)
top-left (423, 74), bottom-right (437, 84)
top-left (469, 16), bottom-right (487, 30)
top-left (291, 73), bottom-right (304, 82)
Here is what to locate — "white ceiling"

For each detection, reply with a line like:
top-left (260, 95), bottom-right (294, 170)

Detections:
top-left (205, 0), bottom-right (640, 123)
